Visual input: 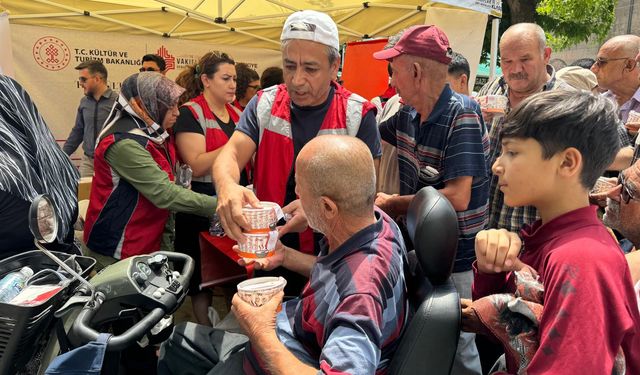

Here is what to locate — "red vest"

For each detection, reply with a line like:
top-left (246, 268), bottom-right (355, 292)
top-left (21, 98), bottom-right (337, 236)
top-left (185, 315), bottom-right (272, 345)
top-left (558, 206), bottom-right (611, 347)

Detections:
top-left (182, 95), bottom-right (242, 183)
top-left (253, 82), bottom-right (375, 253)
top-left (84, 131), bottom-right (176, 259)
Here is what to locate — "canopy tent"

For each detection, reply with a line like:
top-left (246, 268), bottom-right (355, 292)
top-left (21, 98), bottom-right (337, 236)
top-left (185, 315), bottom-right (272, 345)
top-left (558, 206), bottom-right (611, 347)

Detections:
top-left (2, 0), bottom-right (501, 50)
top-left (0, 0), bottom-right (502, 153)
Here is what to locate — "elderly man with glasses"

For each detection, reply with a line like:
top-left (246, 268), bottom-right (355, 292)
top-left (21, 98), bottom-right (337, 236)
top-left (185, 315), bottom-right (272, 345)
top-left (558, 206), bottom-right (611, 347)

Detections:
top-left (593, 35), bottom-right (640, 171)
top-left (591, 35), bottom-right (640, 123)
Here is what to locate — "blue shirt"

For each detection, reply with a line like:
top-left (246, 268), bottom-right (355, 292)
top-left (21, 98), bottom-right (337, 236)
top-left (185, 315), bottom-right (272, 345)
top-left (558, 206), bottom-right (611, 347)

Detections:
top-left (379, 85), bottom-right (490, 272)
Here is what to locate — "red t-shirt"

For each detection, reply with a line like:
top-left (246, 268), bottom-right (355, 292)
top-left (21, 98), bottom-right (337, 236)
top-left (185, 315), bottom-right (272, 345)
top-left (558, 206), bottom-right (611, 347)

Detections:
top-left (473, 205), bottom-right (640, 374)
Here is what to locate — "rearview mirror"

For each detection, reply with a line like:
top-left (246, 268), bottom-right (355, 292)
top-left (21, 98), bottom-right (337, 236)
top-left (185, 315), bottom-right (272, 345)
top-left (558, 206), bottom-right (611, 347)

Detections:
top-left (28, 194), bottom-right (95, 295)
top-left (29, 194), bottom-right (58, 244)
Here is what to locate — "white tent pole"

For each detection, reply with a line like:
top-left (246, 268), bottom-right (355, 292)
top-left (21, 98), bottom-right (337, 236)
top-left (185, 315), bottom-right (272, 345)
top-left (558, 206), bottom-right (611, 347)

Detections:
top-left (10, 7), bottom-right (161, 19)
top-left (153, 0), bottom-right (217, 23)
top-left (10, 12), bottom-right (82, 19)
top-left (167, 0), bottom-right (205, 35)
top-left (161, 4), bottom-right (285, 46)
top-left (489, 17), bottom-right (499, 80)
top-left (30, 0), bottom-right (163, 36)
top-left (223, 0), bottom-right (246, 20)
top-left (368, 3), bottom-right (427, 10)
top-left (369, 9), bottom-right (421, 37)
top-left (90, 8), bottom-right (162, 15)
top-left (335, 7), bottom-right (366, 24)
top-left (167, 16), bottom-right (188, 35)
top-left (89, 13), bottom-right (164, 35)
top-left (174, 24), bottom-right (279, 35)
top-left (173, 27), bottom-right (280, 46)
top-left (228, 13), bottom-right (288, 22)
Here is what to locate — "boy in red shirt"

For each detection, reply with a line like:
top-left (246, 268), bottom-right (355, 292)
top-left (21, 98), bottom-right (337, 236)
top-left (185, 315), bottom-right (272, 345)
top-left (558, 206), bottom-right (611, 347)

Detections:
top-left (470, 90), bottom-right (640, 374)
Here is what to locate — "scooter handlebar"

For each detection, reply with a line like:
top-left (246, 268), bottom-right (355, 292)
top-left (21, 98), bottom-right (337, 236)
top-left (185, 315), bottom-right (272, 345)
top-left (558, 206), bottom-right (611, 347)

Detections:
top-left (160, 251), bottom-right (194, 292)
top-left (72, 297), bottom-right (165, 352)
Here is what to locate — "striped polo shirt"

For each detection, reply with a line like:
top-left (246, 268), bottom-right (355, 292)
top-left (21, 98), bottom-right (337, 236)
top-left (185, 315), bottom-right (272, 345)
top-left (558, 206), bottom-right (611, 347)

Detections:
top-left (379, 84), bottom-right (491, 272)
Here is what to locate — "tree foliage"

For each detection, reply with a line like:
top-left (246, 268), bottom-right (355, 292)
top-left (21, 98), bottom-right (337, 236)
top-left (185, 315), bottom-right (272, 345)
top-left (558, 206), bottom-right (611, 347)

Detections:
top-left (536, 0), bottom-right (617, 49)
top-left (481, 0), bottom-right (617, 63)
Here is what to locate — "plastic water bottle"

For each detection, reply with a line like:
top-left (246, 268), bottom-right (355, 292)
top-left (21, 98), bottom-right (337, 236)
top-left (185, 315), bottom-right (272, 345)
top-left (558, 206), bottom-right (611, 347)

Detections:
top-left (0, 267), bottom-right (34, 303)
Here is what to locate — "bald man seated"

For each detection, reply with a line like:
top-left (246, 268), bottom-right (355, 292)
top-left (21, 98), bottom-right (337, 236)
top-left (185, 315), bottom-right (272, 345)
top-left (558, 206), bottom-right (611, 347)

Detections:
top-left (159, 135), bottom-right (409, 375)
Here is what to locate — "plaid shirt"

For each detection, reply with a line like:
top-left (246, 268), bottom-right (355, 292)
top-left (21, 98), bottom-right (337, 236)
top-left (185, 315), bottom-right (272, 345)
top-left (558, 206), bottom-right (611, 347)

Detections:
top-left (603, 89), bottom-right (639, 166)
top-left (478, 65), bottom-right (575, 232)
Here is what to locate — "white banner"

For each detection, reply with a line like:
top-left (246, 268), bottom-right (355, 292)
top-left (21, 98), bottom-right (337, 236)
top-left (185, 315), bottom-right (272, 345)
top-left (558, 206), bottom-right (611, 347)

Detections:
top-left (0, 12), bottom-right (14, 77)
top-left (11, 24), bottom-right (282, 161)
top-left (431, 0), bottom-right (502, 18)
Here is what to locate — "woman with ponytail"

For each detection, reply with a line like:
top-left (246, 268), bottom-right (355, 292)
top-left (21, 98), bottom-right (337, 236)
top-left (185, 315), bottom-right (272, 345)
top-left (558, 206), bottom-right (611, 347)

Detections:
top-left (173, 52), bottom-right (248, 326)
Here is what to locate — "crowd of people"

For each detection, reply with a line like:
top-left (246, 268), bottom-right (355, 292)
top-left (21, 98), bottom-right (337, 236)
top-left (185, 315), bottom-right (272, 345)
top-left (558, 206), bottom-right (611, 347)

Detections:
top-left (1, 6), bottom-right (640, 375)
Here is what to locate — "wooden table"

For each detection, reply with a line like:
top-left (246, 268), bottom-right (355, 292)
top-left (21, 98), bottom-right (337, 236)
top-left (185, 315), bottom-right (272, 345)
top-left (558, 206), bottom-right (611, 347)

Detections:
top-left (199, 232), bottom-right (253, 289)
top-left (78, 177), bottom-right (92, 200)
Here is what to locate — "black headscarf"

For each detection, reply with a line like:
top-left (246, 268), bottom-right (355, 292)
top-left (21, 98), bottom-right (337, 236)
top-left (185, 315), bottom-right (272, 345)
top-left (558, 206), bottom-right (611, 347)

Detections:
top-left (0, 74), bottom-right (79, 242)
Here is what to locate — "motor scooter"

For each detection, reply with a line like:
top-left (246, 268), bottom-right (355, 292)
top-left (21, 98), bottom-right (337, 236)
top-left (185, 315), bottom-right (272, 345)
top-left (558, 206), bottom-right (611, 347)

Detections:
top-left (0, 194), bottom-right (194, 375)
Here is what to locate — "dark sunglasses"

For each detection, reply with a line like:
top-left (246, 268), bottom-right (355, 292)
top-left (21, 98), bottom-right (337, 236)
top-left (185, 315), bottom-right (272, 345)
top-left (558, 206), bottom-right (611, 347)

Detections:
top-left (618, 173), bottom-right (637, 204)
top-left (247, 84), bottom-right (261, 90)
top-left (139, 67), bottom-right (159, 72)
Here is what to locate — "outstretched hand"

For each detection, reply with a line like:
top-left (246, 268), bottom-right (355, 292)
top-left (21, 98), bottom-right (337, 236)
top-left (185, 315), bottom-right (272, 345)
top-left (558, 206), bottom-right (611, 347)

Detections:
top-left (277, 199), bottom-right (308, 237)
top-left (216, 183), bottom-right (260, 242)
top-left (236, 240), bottom-right (285, 271)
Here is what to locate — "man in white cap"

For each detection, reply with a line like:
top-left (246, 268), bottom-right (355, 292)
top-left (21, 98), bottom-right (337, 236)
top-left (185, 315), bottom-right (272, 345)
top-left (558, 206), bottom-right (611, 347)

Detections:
top-left (212, 10), bottom-right (381, 294)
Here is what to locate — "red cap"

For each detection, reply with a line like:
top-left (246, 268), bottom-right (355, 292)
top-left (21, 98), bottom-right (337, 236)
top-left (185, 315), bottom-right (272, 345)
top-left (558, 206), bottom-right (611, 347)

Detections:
top-left (373, 25), bottom-right (453, 64)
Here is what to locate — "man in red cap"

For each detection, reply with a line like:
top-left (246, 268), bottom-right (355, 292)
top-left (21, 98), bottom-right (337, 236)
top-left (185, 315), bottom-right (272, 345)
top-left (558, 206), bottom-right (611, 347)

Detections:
top-left (373, 25), bottom-right (489, 375)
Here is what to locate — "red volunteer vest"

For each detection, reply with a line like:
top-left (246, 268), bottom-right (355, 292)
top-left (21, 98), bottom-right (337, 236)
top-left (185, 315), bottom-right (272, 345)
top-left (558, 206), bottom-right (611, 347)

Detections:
top-left (182, 95), bottom-right (242, 183)
top-left (84, 130), bottom-right (176, 259)
top-left (253, 82), bottom-right (375, 253)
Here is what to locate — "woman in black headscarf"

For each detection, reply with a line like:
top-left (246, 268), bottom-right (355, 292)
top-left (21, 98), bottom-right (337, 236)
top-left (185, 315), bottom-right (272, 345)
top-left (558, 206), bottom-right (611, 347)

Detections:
top-left (0, 74), bottom-right (79, 259)
top-left (83, 72), bottom-right (217, 266)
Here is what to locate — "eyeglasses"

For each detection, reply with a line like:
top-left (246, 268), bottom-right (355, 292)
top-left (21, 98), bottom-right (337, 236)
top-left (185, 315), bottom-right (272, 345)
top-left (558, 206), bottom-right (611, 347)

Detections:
top-left (593, 57), bottom-right (633, 68)
top-left (247, 84), bottom-right (261, 90)
top-left (139, 67), bottom-right (159, 72)
top-left (618, 173), bottom-right (637, 204)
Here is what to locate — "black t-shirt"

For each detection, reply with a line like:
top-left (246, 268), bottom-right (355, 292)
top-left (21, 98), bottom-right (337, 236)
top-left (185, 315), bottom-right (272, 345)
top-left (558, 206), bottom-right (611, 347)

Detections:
top-left (173, 106), bottom-right (246, 196)
top-left (174, 106), bottom-right (236, 138)
top-left (236, 86), bottom-right (382, 205)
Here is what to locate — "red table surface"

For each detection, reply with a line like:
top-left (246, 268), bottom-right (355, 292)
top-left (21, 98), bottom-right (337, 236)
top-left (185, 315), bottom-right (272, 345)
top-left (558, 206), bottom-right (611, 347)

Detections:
top-left (199, 232), bottom-right (254, 289)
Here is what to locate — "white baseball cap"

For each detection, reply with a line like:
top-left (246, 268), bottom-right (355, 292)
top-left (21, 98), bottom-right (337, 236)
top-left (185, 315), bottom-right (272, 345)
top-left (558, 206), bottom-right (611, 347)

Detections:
top-left (280, 10), bottom-right (340, 50)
